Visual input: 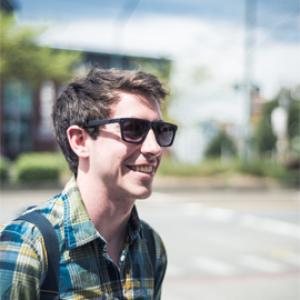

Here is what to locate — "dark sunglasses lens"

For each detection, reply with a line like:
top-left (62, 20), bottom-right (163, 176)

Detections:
top-left (122, 119), bottom-right (148, 142)
top-left (156, 123), bottom-right (176, 146)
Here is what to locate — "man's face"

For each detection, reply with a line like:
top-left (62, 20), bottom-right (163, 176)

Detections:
top-left (87, 92), bottom-right (163, 201)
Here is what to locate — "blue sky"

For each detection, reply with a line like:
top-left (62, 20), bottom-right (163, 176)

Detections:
top-left (14, 0), bottom-right (299, 99)
top-left (16, 0), bottom-right (299, 43)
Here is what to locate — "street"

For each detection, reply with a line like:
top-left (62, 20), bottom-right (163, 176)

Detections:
top-left (1, 187), bottom-right (300, 300)
top-left (138, 189), bottom-right (300, 300)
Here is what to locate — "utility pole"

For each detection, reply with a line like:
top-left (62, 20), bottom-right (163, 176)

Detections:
top-left (112, 0), bottom-right (140, 68)
top-left (243, 0), bottom-right (256, 162)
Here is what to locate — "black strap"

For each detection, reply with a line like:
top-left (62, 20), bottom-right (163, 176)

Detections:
top-left (16, 211), bottom-right (60, 300)
top-left (142, 222), bottom-right (157, 271)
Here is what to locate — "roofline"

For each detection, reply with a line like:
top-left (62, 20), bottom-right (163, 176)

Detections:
top-left (47, 45), bottom-right (172, 63)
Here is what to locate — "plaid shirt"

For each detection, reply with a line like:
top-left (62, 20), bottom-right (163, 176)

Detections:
top-left (0, 178), bottom-right (167, 300)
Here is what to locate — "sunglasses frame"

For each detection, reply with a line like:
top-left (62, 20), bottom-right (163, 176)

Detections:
top-left (85, 117), bottom-right (177, 147)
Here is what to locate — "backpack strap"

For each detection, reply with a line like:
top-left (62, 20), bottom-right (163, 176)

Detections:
top-left (16, 211), bottom-right (60, 300)
top-left (142, 222), bottom-right (157, 271)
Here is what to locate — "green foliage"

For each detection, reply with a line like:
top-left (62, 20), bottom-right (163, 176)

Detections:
top-left (255, 88), bottom-right (300, 156)
top-left (133, 59), bottom-right (173, 121)
top-left (158, 156), bottom-right (299, 187)
top-left (14, 152), bottom-right (67, 183)
top-left (158, 158), bottom-right (202, 177)
top-left (238, 158), bottom-right (299, 187)
top-left (204, 130), bottom-right (237, 158)
top-left (290, 136), bottom-right (300, 155)
top-left (255, 100), bottom-right (277, 154)
top-left (238, 158), bottom-right (281, 177)
top-left (287, 97), bottom-right (300, 140)
top-left (134, 58), bottom-right (171, 84)
top-left (0, 156), bottom-right (10, 182)
top-left (0, 12), bottom-right (81, 85)
top-left (158, 157), bottom-right (239, 177)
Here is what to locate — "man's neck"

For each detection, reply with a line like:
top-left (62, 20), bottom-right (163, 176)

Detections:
top-left (76, 173), bottom-right (135, 265)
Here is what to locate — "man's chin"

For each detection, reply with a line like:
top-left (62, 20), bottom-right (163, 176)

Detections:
top-left (133, 184), bottom-right (153, 200)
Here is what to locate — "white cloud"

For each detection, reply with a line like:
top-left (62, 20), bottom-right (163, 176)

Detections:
top-left (35, 15), bottom-right (299, 125)
top-left (255, 42), bottom-right (300, 97)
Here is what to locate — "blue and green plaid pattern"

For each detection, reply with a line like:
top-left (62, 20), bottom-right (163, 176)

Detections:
top-left (0, 177), bottom-right (167, 299)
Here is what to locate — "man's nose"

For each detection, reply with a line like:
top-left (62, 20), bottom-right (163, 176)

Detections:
top-left (140, 129), bottom-right (162, 157)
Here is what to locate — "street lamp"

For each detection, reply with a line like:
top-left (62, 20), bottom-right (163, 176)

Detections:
top-left (271, 101), bottom-right (288, 162)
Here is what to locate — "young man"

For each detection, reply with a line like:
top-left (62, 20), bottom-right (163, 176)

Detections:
top-left (0, 68), bottom-right (177, 299)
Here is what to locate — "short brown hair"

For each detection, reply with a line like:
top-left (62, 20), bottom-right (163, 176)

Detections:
top-left (52, 67), bottom-right (168, 175)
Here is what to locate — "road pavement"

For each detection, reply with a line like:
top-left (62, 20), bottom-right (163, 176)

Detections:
top-left (138, 189), bottom-right (300, 300)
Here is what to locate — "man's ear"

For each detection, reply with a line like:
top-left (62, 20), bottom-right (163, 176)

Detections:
top-left (67, 125), bottom-right (90, 158)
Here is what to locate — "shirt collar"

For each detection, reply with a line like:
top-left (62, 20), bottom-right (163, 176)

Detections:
top-left (62, 177), bottom-right (100, 249)
top-left (61, 177), bottom-right (142, 250)
top-left (127, 206), bottom-right (143, 243)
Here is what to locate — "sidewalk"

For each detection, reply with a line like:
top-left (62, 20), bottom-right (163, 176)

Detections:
top-left (153, 175), bottom-right (291, 192)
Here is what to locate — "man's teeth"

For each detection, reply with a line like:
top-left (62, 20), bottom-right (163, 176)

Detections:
top-left (130, 165), bottom-right (153, 173)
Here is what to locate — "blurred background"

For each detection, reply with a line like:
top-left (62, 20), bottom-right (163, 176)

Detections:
top-left (0, 0), bottom-right (299, 299)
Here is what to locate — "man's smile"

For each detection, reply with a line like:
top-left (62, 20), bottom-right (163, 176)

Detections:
top-left (127, 164), bottom-right (156, 174)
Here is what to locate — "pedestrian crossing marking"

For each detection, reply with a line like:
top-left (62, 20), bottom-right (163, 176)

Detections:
top-left (238, 254), bottom-right (286, 273)
top-left (147, 199), bottom-right (300, 240)
top-left (241, 214), bottom-right (300, 239)
top-left (167, 252), bottom-right (300, 278)
top-left (194, 256), bottom-right (237, 275)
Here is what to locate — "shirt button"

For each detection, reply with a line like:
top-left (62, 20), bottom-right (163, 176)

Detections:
top-left (120, 254), bottom-right (126, 262)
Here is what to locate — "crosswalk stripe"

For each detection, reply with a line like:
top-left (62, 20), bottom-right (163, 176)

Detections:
top-left (238, 255), bottom-right (286, 273)
top-left (199, 207), bottom-right (237, 222)
top-left (280, 253), bottom-right (300, 267)
top-left (150, 199), bottom-right (300, 240)
top-left (167, 252), bottom-right (299, 278)
top-left (240, 214), bottom-right (300, 239)
top-left (194, 256), bottom-right (237, 275)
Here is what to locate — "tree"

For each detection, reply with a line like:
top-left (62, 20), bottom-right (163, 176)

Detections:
top-left (0, 11), bottom-right (81, 159)
top-left (0, 12), bottom-right (81, 86)
top-left (254, 87), bottom-right (300, 156)
top-left (287, 89), bottom-right (300, 140)
top-left (133, 58), bottom-right (173, 121)
top-left (205, 130), bottom-right (237, 158)
top-left (255, 100), bottom-right (277, 155)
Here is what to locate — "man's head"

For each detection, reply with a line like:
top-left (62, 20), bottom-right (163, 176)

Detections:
top-left (52, 68), bottom-right (172, 177)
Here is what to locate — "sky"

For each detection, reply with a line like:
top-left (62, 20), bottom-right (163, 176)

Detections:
top-left (13, 0), bottom-right (300, 161)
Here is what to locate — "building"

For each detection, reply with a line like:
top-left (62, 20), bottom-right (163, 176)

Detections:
top-left (0, 48), bottom-right (171, 159)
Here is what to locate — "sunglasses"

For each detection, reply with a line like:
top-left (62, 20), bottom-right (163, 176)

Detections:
top-left (85, 118), bottom-right (177, 147)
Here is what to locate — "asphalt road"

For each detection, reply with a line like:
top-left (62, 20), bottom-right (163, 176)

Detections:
top-left (138, 189), bottom-right (300, 300)
top-left (1, 187), bottom-right (300, 300)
